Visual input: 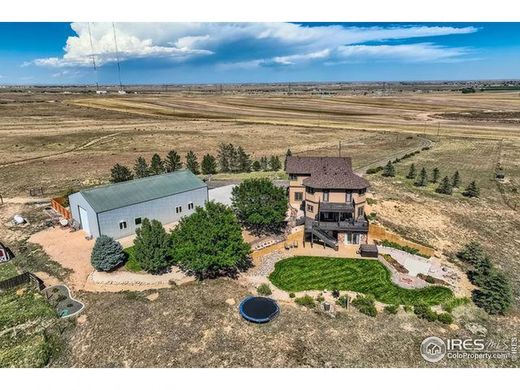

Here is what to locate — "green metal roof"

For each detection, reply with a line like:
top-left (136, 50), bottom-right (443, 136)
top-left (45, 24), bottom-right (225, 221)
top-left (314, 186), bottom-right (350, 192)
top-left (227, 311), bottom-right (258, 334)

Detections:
top-left (80, 170), bottom-right (206, 213)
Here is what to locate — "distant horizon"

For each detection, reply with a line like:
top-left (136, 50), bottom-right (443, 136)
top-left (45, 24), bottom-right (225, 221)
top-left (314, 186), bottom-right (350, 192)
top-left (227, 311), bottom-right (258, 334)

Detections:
top-left (2, 78), bottom-right (520, 88)
top-left (2, 22), bottom-right (520, 85)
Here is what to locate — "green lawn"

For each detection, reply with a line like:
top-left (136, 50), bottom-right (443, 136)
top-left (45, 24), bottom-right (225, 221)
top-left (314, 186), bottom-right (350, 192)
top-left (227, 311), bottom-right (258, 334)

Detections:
top-left (269, 256), bottom-right (453, 306)
top-left (123, 246), bottom-right (142, 272)
top-left (0, 262), bottom-right (19, 281)
top-left (0, 288), bottom-right (59, 367)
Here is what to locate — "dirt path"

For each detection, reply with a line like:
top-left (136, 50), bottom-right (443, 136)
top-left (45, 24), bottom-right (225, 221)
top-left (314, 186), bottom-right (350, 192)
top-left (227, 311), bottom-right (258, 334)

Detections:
top-left (355, 136), bottom-right (433, 174)
top-left (0, 132), bottom-right (120, 168)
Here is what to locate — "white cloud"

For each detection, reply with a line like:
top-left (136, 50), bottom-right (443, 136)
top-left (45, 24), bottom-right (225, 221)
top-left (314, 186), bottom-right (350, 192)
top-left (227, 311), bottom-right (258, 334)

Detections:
top-left (31, 22), bottom-right (478, 68)
top-left (332, 43), bottom-right (472, 63)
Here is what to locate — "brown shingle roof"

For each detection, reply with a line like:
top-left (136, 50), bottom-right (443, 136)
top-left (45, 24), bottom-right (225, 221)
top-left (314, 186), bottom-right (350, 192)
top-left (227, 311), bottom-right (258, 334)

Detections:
top-left (286, 156), bottom-right (369, 190)
top-left (285, 156), bottom-right (352, 174)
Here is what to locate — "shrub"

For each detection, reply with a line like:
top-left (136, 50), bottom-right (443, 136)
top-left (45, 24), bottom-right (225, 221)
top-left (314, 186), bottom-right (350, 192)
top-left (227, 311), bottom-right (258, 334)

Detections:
top-left (257, 283), bottom-right (272, 296)
top-left (316, 294), bottom-right (325, 303)
top-left (413, 303), bottom-right (438, 322)
top-left (331, 289), bottom-right (340, 298)
top-left (366, 198), bottom-right (377, 205)
top-left (91, 235), bottom-right (126, 272)
top-left (437, 312), bottom-right (454, 325)
top-left (403, 305), bottom-right (413, 313)
top-left (289, 292), bottom-right (295, 298)
top-left (380, 239), bottom-right (429, 258)
top-left (456, 241), bottom-right (487, 266)
top-left (366, 166), bottom-right (383, 174)
top-left (384, 304), bottom-right (399, 314)
top-left (133, 219), bottom-right (171, 274)
top-left (231, 178), bottom-right (288, 234)
top-left (294, 295), bottom-right (315, 308)
top-left (352, 295), bottom-right (377, 317)
top-left (442, 297), bottom-right (470, 313)
top-left (170, 201), bottom-right (251, 279)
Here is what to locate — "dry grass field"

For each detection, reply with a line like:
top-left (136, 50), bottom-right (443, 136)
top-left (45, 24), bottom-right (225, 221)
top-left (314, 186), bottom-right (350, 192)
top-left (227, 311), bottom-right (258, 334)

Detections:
top-left (1, 87), bottom-right (519, 367)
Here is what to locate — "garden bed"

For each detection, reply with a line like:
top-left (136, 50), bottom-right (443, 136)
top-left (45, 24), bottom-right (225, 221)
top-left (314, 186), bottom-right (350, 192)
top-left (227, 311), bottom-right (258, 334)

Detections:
top-left (42, 285), bottom-right (84, 318)
top-left (269, 256), bottom-right (453, 306)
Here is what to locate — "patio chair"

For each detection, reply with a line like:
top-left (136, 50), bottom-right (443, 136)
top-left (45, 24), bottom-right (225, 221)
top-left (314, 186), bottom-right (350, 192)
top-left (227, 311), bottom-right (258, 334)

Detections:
top-left (293, 241), bottom-right (299, 248)
top-left (284, 242), bottom-right (290, 250)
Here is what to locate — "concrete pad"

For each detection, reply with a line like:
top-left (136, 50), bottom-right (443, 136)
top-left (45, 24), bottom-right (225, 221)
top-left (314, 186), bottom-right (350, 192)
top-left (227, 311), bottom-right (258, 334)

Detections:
top-left (208, 184), bottom-right (236, 206)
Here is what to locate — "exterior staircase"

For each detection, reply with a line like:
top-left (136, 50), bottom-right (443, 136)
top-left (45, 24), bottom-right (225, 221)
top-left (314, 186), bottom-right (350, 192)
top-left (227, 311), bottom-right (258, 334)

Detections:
top-left (311, 227), bottom-right (339, 250)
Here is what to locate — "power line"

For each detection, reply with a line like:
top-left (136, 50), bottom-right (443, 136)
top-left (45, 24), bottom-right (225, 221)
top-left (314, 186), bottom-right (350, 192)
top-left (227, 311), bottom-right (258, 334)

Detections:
top-left (112, 22), bottom-right (123, 91)
top-left (87, 22), bottom-right (99, 90)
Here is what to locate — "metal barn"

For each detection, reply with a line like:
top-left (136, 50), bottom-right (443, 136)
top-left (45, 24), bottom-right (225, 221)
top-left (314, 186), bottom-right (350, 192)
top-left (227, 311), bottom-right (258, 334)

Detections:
top-left (68, 170), bottom-right (208, 240)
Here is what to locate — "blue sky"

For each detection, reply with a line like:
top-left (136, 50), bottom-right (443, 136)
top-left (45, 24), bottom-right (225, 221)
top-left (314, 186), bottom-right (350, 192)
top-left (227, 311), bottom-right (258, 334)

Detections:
top-left (1, 22), bottom-right (519, 84)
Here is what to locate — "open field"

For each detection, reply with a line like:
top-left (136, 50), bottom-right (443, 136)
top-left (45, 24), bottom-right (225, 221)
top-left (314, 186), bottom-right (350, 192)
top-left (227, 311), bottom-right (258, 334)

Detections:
top-left (269, 256), bottom-right (453, 305)
top-left (0, 87), bottom-right (519, 367)
top-left (1, 90), bottom-right (519, 197)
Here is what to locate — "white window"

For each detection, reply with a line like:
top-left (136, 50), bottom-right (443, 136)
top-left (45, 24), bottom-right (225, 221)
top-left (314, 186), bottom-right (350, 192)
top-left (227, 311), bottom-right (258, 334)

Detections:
top-left (188, 202), bottom-right (194, 210)
top-left (119, 221), bottom-right (127, 230)
top-left (176, 206), bottom-right (182, 213)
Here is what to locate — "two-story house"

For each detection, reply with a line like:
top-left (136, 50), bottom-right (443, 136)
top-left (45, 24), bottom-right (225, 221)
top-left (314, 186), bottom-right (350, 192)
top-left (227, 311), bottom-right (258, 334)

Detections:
top-left (286, 156), bottom-right (370, 249)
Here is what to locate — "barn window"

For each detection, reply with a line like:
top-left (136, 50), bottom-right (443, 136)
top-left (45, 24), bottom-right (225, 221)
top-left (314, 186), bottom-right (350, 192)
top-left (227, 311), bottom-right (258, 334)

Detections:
top-left (294, 192), bottom-right (303, 201)
top-left (135, 217), bottom-right (142, 225)
top-left (188, 202), bottom-right (194, 210)
top-left (176, 206), bottom-right (182, 213)
top-left (119, 221), bottom-right (127, 230)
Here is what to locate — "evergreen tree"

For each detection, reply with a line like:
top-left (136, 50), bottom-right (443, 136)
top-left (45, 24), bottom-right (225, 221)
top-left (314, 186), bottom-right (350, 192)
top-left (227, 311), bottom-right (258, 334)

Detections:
top-left (436, 176), bottom-right (453, 195)
top-left (415, 167), bottom-right (428, 187)
top-left (382, 161), bottom-right (395, 177)
top-left (110, 163), bottom-right (134, 183)
top-left (462, 180), bottom-right (480, 198)
top-left (185, 151), bottom-right (200, 174)
top-left (406, 163), bottom-right (417, 179)
top-left (284, 148), bottom-right (292, 169)
top-left (164, 150), bottom-right (182, 172)
top-left (252, 160), bottom-right (262, 171)
top-left (201, 154), bottom-right (218, 175)
top-left (472, 270), bottom-right (513, 315)
top-left (452, 170), bottom-right (461, 188)
top-left (133, 219), bottom-right (171, 274)
top-left (91, 235), bottom-right (126, 271)
top-left (217, 143), bottom-right (234, 173)
top-left (431, 167), bottom-right (440, 183)
top-left (269, 155), bottom-right (282, 171)
top-left (134, 156), bottom-right (150, 178)
top-left (229, 145), bottom-right (240, 172)
top-left (236, 146), bottom-right (252, 172)
top-left (260, 156), bottom-right (269, 171)
top-left (150, 153), bottom-right (164, 175)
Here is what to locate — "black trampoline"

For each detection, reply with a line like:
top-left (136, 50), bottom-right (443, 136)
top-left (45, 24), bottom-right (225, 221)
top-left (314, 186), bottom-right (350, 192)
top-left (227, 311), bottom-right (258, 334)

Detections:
top-left (239, 296), bottom-right (280, 323)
